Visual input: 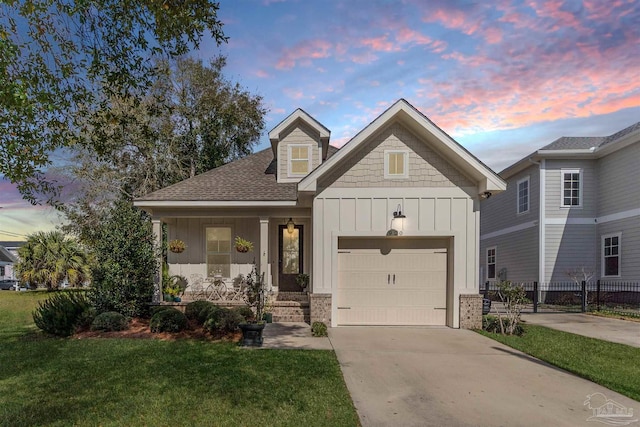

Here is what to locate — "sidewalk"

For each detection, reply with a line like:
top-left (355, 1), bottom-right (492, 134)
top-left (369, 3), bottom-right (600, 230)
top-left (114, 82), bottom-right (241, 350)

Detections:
top-left (521, 312), bottom-right (640, 347)
top-left (259, 322), bottom-right (333, 350)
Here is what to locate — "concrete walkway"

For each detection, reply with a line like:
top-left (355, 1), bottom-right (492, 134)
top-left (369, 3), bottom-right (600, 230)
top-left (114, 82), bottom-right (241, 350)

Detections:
top-left (521, 312), bottom-right (640, 347)
top-left (329, 327), bottom-right (639, 427)
top-left (260, 322), bottom-right (332, 350)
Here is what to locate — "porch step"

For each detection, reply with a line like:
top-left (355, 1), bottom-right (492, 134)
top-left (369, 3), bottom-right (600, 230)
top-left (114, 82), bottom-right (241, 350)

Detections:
top-left (275, 291), bottom-right (309, 303)
top-left (271, 300), bottom-right (310, 323)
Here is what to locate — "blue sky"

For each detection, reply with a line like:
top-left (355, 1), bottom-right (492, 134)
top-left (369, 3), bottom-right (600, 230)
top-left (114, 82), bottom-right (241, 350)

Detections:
top-left (1, 0), bottom-right (639, 240)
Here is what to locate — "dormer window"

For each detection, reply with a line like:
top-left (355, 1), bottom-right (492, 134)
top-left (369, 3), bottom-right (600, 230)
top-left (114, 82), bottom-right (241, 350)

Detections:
top-left (289, 144), bottom-right (311, 176)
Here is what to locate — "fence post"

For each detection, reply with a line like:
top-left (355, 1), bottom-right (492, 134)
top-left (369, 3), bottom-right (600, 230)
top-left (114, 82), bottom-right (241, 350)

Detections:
top-left (484, 281), bottom-right (489, 299)
top-left (533, 281), bottom-right (538, 313)
top-left (581, 280), bottom-right (587, 312)
top-left (596, 280), bottom-right (601, 312)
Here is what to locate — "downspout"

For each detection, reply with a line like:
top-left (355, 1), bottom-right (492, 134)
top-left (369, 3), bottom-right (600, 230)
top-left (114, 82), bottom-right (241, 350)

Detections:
top-left (529, 158), bottom-right (545, 285)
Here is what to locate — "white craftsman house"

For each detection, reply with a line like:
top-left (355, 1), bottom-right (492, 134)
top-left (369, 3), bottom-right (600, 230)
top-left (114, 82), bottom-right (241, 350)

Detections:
top-left (480, 121), bottom-right (640, 284)
top-left (135, 99), bottom-right (505, 328)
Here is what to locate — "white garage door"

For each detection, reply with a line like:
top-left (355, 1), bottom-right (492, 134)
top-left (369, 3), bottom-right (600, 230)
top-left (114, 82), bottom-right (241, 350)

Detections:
top-left (337, 246), bottom-right (447, 326)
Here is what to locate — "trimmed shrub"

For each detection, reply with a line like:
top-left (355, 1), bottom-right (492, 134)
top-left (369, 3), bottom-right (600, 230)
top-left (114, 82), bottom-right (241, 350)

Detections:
top-left (33, 292), bottom-right (93, 337)
top-left (185, 300), bottom-right (216, 325)
top-left (91, 311), bottom-right (129, 332)
top-left (483, 315), bottom-right (524, 336)
top-left (232, 305), bottom-right (254, 322)
top-left (204, 307), bottom-right (243, 335)
top-left (311, 321), bottom-right (328, 337)
top-left (150, 308), bottom-right (187, 333)
top-left (151, 305), bottom-right (178, 316)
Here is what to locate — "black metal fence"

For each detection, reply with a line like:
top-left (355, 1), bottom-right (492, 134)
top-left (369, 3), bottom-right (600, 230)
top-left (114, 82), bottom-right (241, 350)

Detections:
top-left (481, 280), bottom-right (640, 315)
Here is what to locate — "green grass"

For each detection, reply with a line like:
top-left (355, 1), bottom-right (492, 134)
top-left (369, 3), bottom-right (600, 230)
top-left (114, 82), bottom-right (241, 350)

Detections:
top-left (478, 323), bottom-right (640, 401)
top-left (0, 292), bottom-right (359, 427)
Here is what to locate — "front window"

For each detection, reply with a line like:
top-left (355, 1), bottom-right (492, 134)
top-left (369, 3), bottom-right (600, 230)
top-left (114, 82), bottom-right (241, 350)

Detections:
top-left (486, 247), bottom-right (496, 280)
top-left (562, 169), bottom-right (581, 207)
top-left (289, 145), bottom-right (310, 175)
top-left (602, 234), bottom-right (621, 277)
top-left (206, 227), bottom-right (231, 277)
top-left (517, 176), bottom-right (530, 214)
top-left (384, 150), bottom-right (409, 179)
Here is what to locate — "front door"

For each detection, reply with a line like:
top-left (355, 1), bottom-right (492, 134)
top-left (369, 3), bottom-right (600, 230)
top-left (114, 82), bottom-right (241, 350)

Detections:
top-left (278, 224), bottom-right (303, 292)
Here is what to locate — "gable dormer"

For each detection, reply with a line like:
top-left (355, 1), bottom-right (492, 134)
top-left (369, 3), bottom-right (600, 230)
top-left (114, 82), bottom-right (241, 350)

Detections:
top-left (269, 109), bottom-right (330, 183)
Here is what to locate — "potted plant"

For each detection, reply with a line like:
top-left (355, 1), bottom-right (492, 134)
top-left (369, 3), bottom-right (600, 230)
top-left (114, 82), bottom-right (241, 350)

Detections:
top-left (296, 273), bottom-right (309, 291)
top-left (234, 236), bottom-right (254, 253)
top-left (168, 239), bottom-right (186, 254)
top-left (162, 264), bottom-right (188, 302)
top-left (239, 266), bottom-right (266, 346)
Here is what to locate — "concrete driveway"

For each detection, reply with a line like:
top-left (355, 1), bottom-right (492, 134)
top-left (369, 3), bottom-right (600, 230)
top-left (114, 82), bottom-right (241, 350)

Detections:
top-left (329, 327), bottom-right (639, 427)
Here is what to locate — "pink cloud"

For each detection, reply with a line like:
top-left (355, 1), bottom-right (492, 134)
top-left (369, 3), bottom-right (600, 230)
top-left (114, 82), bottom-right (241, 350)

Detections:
top-left (360, 35), bottom-right (399, 52)
top-left (253, 69), bottom-right (270, 78)
top-left (275, 39), bottom-right (332, 70)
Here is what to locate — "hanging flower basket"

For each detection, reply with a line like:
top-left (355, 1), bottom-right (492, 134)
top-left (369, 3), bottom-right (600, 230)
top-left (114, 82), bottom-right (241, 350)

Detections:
top-left (168, 239), bottom-right (186, 254)
top-left (234, 236), bottom-right (254, 253)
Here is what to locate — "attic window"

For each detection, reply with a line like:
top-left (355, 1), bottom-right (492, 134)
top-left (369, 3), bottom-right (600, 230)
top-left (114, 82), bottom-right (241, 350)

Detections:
top-left (289, 145), bottom-right (311, 176)
top-left (384, 150), bottom-right (409, 179)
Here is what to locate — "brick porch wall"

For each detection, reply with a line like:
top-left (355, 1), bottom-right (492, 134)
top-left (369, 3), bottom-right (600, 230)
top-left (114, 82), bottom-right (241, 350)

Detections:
top-left (310, 294), bottom-right (332, 325)
top-left (459, 294), bottom-right (483, 329)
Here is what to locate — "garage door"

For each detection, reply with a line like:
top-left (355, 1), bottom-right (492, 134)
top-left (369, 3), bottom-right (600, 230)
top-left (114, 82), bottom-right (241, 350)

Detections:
top-left (337, 245), bottom-right (447, 326)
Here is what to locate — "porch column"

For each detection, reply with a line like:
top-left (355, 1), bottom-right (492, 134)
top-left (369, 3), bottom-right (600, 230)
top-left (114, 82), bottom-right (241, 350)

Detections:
top-left (151, 219), bottom-right (163, 303)
top-left (259, 217), bottom-right (270, 288)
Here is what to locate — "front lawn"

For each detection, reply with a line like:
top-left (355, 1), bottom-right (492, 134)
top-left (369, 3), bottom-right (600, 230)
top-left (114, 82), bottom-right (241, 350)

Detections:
top-left (478, 323), bottom-right (640, 401)
top-left (0, 292), bottom-right (359, 427)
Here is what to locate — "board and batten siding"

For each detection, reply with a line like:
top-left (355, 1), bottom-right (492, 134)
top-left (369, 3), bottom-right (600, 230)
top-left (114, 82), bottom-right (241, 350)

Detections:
top-left (597, 142), bottom-right (640, 217)
top-left (277, 120), bottom-right (321, 181)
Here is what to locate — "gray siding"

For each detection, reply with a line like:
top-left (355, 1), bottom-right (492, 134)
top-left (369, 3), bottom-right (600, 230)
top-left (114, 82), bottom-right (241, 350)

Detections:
top-left (597, 217), bottom-right (640, 281)
top-left (480, 225), bottom-right (539, 283)
top-left (545, 159), bottom-right (598, 218)
top-left (480, 164), bottom-right (539, 234)
top-left (544, 224), bottom-right (597, 283)
top-left (597, 142), bottom-right (640, 216)
top-left (277, 120), bottom-right (321, 181)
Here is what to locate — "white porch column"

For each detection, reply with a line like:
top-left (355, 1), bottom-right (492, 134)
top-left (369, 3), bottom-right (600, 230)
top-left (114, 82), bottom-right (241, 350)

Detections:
top-left (151, 219), bottom-right (163, 303)
top-left (259, 217), bottom-right (270, 288)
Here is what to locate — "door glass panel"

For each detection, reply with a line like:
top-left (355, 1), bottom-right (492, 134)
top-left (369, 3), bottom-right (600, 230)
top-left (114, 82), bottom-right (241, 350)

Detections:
top-left (282, 228), bottom-right (300, 274)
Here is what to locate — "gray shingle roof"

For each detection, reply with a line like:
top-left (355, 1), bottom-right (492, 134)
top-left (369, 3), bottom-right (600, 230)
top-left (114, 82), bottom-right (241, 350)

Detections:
top-left (540, 121), bottom-right (640, 151)
top-left (137, 146), bottom-right (339, 202)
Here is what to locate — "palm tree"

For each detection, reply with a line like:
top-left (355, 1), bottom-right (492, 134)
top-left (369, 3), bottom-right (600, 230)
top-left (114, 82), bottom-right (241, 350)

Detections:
top-left (16, 231), bottom-right (92, 290)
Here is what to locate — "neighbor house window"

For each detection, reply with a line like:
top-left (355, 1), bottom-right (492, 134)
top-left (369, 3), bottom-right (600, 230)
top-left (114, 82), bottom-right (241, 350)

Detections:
top-left (486, 247), bottom-right (496, 280)
top-left (206, 227), bottom-right (231, 277)
top-left (288, 145), bottom-right (311, 176)
top-left (602, 233), bottom-right (621, 277)
top-left (517, 176), bottom-right (530, 214)
top-left (0, 266), bottom-right (4, 276)
top-left (561, 169), bottom-right (582, 207)
top-left (384, 150), bottom-right (409, 179)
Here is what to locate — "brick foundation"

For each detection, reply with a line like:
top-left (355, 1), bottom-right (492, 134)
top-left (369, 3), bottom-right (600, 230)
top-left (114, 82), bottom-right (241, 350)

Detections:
top-left (310, 294), bottom-right (332, 326)
top-left (459, 294), bottom-right (483, 329)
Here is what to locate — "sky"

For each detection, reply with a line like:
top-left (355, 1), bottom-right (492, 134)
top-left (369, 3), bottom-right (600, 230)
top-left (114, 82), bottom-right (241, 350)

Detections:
top-left (1, 0), bottom-right (639, 240)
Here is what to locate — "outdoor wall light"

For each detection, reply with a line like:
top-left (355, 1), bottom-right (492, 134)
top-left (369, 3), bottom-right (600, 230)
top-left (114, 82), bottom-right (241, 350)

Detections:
top-left (480, 191), bottom-right (492, 199)
top-left (286, 218), bottom-right (295, 234)
top-left (387, 204), bottom-right (406, 236)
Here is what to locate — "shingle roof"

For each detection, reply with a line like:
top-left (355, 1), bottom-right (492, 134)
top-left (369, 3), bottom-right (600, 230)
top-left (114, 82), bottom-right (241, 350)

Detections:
top-left (540, 121), bottom-right (640, 151)
top-left (137, 146), bottom-right (340, 202)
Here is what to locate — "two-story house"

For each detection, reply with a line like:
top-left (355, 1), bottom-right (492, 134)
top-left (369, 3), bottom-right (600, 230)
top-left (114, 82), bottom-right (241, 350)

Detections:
top-left (480, 121), bottom-right (640, 285)
top-left (135, 99), bottom-right (506, 328)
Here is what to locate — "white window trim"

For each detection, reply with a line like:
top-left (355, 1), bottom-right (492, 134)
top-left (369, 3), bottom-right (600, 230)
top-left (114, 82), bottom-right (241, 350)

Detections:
top-left (560, 168), bottom-right (583, 208)
top-left (601, 232), bottom-right (621, 278)
top-left (516, 175), bottom-right (530, 214)
top-left (205, 225), bottom-right (232, 279)
top-left (384, 150), bottom-right (409, 179)
top-left (287, 144), bottom-right (312, 177)
top-left (486, 246), bottom-right (497, 281)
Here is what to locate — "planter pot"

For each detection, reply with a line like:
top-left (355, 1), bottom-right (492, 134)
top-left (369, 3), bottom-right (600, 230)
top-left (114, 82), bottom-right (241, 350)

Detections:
top-left (163, 293), bottom-right (174, 302)
top-left (263, 313), bottom-right (273, 323)
top-left (235, 246), bottom-right (249, 253)
top-left (173, 296), bottom-right (182, 303)
top-left (239, 323), bottom-right (266, 347)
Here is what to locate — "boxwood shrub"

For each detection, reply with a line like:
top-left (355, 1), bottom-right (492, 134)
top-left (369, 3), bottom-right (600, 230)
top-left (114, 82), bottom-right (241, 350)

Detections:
top-left (204, 307), bottom-right (243, 335)
top-left (150, 308), bottom-right (187, 333)
top-left (185, 300), bottom-right (216, 325)
top-left (91, 311), bottom-right (129, 332)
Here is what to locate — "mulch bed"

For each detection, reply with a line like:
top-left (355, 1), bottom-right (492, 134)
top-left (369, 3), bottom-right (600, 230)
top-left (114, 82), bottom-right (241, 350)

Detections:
top-left (74, 318), bottom-right (241, 342)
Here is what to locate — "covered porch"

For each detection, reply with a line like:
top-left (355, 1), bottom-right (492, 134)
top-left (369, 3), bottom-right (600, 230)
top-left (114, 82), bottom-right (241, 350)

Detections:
top-left (149, 207), bottom-right (313, 307)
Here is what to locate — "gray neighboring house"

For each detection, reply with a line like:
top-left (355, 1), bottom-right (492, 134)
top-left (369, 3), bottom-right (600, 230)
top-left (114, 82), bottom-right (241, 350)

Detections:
top-left (0, 241), bottom-right (22, 280)
top-left (480, 122), bottom-right (640, 285)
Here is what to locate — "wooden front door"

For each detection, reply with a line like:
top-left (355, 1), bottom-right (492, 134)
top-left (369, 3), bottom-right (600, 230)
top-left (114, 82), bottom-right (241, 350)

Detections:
top-left (278, 224), bottom-right (303, 292)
